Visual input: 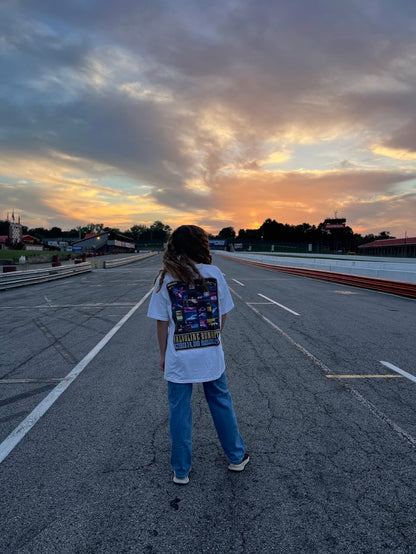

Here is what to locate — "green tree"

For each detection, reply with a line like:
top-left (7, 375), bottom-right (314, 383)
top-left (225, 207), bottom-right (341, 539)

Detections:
top-left (27, 227), bottom-right (48, 240)
top-left (218, 227), bottom-right (236, 240)
top-left (49, 226), bottom-right (63, 238)
top-left (0, 220), bottom-right (9, 235)
top-left (150, 221), bottom-right (171, 241)
top-left (376, 231), bottom-right (394, 240)
top-left (129, 224), bottom-right (151, 242)
top-left (65, 227), bottom-right (82, 238)
top-left (258, 219), bottom-right (284, 241)
top-left (103, 226), bottom-right (121, 235)
top-left (84, 223), bottom-right (104, 235)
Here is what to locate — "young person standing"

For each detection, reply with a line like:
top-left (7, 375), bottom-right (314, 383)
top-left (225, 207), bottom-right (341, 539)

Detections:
top-left (147, 225), bottom-right (249, 485)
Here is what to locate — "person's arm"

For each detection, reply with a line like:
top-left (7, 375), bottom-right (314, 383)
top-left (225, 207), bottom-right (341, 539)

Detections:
top-left (217, 268), bottom-right (233, 332)
top-left (221, 313), bottom-right (227, 330)
top-left (157, 320), bottom-right (169, 371)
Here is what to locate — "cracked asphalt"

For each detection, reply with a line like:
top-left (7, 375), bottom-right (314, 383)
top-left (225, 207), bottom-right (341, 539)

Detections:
top-left (1, 253), bottom-right (416, 553)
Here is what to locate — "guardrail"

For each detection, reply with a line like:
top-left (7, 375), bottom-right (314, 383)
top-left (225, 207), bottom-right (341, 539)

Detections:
top-left (103, 252), bottom-right (157, 268)
top-left (222, 255), bottom-right (416, 299)
top-left (0, 262), bottom-right (92, 291)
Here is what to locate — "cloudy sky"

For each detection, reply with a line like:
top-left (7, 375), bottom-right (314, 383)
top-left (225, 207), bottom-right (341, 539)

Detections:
top-left (1, 0), bottom-right (416, 237)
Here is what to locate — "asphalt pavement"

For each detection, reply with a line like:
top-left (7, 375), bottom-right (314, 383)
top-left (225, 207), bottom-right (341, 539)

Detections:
top-left (1, 253), bottom-right (416, 553)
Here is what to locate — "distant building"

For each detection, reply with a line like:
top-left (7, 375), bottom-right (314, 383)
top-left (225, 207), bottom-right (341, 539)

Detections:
top-left (358, 236), bottom-right (416, 257)
top-left (323, 218), bottom-right (346, 230)
top-left (72, 231), bottom-right (135, 253)
top-left (22, 235), bottom-right (43, 251)
top-left (7, 211), bottom-right (23, 245)
top-left (209, 239), bottom-right (227, 250)
top-left (22, 235), bottom-right (40, 244)
top-left (0, 212), bottom-right (24, 249)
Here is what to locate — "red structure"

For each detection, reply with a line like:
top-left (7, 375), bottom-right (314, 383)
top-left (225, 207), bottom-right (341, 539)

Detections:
top-left (358, 237), bottom-right (416, 257)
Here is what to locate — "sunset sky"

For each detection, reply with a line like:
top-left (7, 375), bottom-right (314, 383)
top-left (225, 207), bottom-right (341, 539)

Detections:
top-left (1, 0), bottom-right (416, 237)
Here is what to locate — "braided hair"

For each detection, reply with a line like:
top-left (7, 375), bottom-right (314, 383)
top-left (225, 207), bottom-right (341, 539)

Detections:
top-left (155, 225), bottom-right (212, 291)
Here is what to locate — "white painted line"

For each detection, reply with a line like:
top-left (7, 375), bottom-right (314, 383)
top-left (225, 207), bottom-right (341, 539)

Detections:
top-left (230, 285), bottom-right (416, 449)
top-left (0, 303), bottom-right (137, 310)
top-left (326, 374), bottom-right (402, 379)
top-left (334, 290), bottom-right (358, 295)
top-left (0, 288), bottom-right (153, 465)
top-left (380, 361), bottom-right (416, 384)
top-left (65, 302), bottom-right (135, 306)
top-left (230, 289), bottom-right (331, 374)
top-left (232, 278), bottom-right (245, 286)
top-left (0, 378), bottom-right (66, 384)
top-left (257, 293), bottom-right (300, 316)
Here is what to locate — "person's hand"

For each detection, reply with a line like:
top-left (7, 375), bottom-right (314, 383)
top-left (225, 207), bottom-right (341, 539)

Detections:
top-left (160, 355), bottom-right (165, 371)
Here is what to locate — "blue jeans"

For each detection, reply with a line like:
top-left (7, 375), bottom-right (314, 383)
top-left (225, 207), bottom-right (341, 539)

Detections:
top-left (167, 372), bottom-right (245, 478)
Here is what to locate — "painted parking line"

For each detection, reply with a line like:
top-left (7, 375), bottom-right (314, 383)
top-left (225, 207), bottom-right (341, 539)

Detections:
top-left (0, 303), bottom-right (137, 309)
top-left (326, 375), bottom-right (403, 379)
top-left (232, 278), bottom-right (245, 286)
top-left (0, 288), bottom-right (153, 465)
top-left (0, 378), bottom-right (65, 384)
top-left (380, 361), bottom-right (416, 384)
top-left (257, 293), bottom-right (300, 316)
top-left (230, 285), bottom-right (416, 449)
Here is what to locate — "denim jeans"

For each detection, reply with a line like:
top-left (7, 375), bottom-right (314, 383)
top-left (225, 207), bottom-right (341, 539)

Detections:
top-left (167, 371), bottom-right (245, 478)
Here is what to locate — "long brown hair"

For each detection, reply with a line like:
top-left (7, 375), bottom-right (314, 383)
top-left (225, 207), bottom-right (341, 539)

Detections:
top-left (155, 225), bottom-right (212, 291)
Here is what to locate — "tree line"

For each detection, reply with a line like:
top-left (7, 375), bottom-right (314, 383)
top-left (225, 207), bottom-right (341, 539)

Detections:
top-left (1, 217), bottom-right (393, 252)
top-left (216, 219), bottom-right (393, 252)
top-left (0, 220), bottom-right (172, 244)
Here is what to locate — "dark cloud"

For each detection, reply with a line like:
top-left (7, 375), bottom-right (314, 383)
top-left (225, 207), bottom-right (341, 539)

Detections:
top-left (383, 121), bottom-right (416, 153)
top-left (1, 0), bottom-right (416, 233)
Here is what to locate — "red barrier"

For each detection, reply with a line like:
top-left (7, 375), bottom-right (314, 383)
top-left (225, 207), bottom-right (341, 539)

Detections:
top-left (225, 257), bottom-right (416, 299)
top-left (2, 266), bottom-right (17, 273)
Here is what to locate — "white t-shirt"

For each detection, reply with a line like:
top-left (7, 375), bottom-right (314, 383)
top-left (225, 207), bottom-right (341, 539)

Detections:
top-left (147, 263), bottom-right (234, 383)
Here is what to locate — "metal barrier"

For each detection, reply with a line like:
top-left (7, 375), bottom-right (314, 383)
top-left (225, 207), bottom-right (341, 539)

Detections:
top-left (103, 252), bottom-right (157, 268)
top-left (223, 256), bottom-right (416, 299)
top-left (0, 262), bottom-right (92, 291)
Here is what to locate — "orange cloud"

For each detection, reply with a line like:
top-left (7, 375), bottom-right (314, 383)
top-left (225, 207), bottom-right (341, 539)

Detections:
top-left (210, 167), bottom-right (416, 232)
top-left (1, 147), bottom-right (415, 238)
top-left (372, 144), bottom-right (416, 160)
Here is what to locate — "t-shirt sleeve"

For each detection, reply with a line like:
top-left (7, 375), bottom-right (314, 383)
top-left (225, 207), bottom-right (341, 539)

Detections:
top-left (217, 269), bottom-right (234, 315)
top-left (147, 277), bottom-right (170, 321)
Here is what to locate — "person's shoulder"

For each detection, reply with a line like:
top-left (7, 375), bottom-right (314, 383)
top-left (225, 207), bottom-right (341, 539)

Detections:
top-left (200, 264), bottom-right (227, 283)
top-left (154, 272), bottom-right (174, 290)
top-left (200, 263), bottom-right (221, 274)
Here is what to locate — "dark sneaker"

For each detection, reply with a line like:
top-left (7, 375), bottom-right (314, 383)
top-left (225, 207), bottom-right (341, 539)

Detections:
top-left (228, 453), bottom-right (250, 472)
top-left (173, 473), bottom-right (189, 485)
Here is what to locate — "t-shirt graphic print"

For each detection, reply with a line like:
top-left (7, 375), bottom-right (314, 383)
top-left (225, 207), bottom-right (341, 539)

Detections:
top-left (167, 278), bottom-right (220, 351)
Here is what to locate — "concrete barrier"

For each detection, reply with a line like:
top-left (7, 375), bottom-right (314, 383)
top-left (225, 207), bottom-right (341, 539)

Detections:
top-left (222, 252), bottom-right (416, 283)
top-left (220, 253), bottom-right (416, 299)
top-left (0, 262), bottom-right (92, 290)
top-left (103, 252), bottom-right (157, 268)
